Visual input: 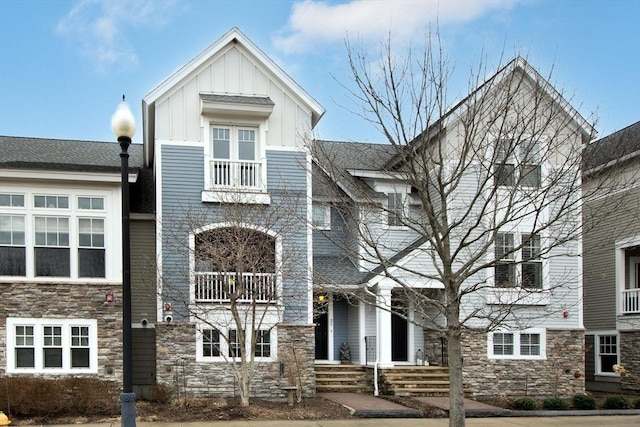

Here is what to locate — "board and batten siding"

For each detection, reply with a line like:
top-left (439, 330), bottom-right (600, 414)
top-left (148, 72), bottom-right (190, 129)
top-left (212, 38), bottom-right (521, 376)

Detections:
top-left (154, 45), bottom-right (313, 149)
top-left (159, 144), bottom-right (311, 323)
top-left (131, 218), bottom-right (157, 323)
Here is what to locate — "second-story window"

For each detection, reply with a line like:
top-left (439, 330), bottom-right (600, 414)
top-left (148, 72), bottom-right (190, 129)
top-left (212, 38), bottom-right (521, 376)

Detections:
top-left (312, 203), bottom-right (331, 230)
top-left (494, 138), bottom-right (541, 188)
top-left (387, 193), bottom-right (405, 226)
top-left (494, 232), bottom-right (542, 289)
top-left (211, 126), bottom-right (259, 189)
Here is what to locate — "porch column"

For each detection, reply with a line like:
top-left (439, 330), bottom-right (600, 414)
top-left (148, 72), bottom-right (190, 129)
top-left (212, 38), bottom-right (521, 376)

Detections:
top-left (376, 285), bottom-right (393, 367)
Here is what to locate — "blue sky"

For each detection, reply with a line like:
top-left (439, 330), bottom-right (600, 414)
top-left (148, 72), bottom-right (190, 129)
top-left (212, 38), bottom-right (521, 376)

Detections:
top-left (0, 0), bottom-right (638, 145)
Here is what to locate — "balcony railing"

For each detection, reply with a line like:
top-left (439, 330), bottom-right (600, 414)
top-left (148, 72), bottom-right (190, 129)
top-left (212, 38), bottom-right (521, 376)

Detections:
top-left (209, 159), bottom-right (263, 191)
top-left (622, 288), bottom-right (640, 314)
top-left (195, 272), bottom-right (276, 303)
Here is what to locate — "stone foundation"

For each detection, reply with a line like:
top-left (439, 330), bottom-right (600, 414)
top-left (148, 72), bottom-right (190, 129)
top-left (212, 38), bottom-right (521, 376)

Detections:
top-left (462, 328), bottom-right (585, 398)
top-left (155, 322), bottom-right (315, 399)
top-left (0, 282), bottom-right (123, 381)
top-left (620, 330), bottom-right (640, 392)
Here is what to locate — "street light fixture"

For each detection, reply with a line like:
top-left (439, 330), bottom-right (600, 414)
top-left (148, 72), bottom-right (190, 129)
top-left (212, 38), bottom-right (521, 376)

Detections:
top-left (111, 95), bottom-right (137, 427)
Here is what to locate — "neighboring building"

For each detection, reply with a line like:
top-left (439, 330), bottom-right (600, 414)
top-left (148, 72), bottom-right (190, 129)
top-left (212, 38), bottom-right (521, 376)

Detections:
top-left (0, 137), bottom-right (156, 397)
top-left (311, 57), bottom-right (593, 398)
top-left (583, 121), bottom-right (640, 393)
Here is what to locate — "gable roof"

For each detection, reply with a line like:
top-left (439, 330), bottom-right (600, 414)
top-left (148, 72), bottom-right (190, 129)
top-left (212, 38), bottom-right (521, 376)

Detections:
top-left (583, 120), bottom-right (640, 175)
top-left (142, 27), bottom-right (325, 165)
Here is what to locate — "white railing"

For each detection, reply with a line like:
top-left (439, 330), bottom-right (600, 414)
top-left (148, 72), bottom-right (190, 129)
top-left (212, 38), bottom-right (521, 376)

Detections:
top-left (195, 272), bottom-right (276, 303)
top-left (209, 159), bottom-right (263, 190)
top-left (622, 288), bottom-right (640, 314)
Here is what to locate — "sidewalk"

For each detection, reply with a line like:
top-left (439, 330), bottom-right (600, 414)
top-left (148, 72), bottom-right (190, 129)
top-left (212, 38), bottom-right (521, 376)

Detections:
top-left (46, 416), bottom-right (640, 427)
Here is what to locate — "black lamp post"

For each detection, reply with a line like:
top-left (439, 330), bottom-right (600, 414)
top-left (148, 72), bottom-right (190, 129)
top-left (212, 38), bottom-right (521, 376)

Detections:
top-left (111, 95), bottom-right (137, 427)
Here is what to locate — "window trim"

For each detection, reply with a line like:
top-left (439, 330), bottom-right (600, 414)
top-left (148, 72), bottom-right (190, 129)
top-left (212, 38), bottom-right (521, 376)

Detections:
top-left (494, 232), bottom-right (544, 290)
top-left (386, 192), bottom-right (407, 228)
top-left (312, 203), bottom-right (331, 230)
top-left (196, 325), bottom-right (276, 362)
top-left (487, 328), bottom-right (546, 360)
top-left (493, 137), bottom-right (543, 188)
top-left (595, 333), bottom-right (619, 376)
top-left (6, 318), bottom-right (98, 374)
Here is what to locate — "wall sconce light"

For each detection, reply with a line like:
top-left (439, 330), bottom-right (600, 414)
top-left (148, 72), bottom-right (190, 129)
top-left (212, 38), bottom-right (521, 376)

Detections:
top-left (105, 293), bottom-right (114, 303)
top-left (318, 294), bottom-right (325, 302)
top-left (164, 302), bottom-right (172, 312)
top-left (562, 310), bottom-right (570, 318)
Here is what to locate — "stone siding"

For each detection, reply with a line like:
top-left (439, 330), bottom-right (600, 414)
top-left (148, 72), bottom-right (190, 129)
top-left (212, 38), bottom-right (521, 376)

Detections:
top-left (0, 282), bottom-right (123, 380)
top-left (620, 330), bottom-right (640, 392)
top-left (155, 322), bottom-right (316, 398)
top-left (462, 329), bottom-right (585, 398)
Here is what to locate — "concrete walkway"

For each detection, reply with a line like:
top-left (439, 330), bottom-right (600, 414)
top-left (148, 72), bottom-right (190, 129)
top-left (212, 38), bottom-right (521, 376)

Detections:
top-left (45, 416), bottom-right (640, 427)
top-left (318, 392), bottom-right (423, 417)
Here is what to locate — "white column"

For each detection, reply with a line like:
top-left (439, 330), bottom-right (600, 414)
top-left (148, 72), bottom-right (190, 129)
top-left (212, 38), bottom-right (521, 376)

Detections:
top-left (377, 285), bottom-right (394, 367)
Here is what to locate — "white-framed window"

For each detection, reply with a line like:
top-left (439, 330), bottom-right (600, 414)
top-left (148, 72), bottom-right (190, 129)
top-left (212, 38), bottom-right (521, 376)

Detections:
top-left (494, 232), bottom-right (542, 289)
top-left (196, 325), bottom-right (275, 362)
top-left (312, 203), bottom-right (331, 230)
top-left (488, 329), bottom-right (546, 359)
top-left (387, 192), bottom-right (405, 226)
top-left (0, 191), bottom-right (111, 280)
top-left (494, 138), bottom-right (541, 188)
top-left (597, 334), bottom-right (619, 374)
top-left (210, 125), bottom-right (261, 189)
top-left (6, 318), bottom-right (98, 374)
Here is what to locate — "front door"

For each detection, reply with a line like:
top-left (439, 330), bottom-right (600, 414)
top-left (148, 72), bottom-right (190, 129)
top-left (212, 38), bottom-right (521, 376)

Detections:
top-left (391, 311), bottom-right (408, 361)
top-left (315, 305), bottom-right (329, 359)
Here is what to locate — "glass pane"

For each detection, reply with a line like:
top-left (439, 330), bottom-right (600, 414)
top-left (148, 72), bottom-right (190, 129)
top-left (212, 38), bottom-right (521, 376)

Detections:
top-left (238, 129), bottom-right (256, 161)
top-left (14, 195), bottom-right (24, 207)
top-left (495, 263), bottom-right (515, 287)
top-left (0, 194), bottom-right (9, 206)
top-left (92, 198), bottom-right (104, 210)
top-left (94, 234), bottom-right (104, 247)
top-left (58, 196), bottom-right (69, 208)
top-left (35, 247), bottom-right (70, 277)
top-left (34, 195), bottom-right (45, 208)
top-left (601, 354), bottom-right (617, 372)
top-left (213, 128), bottom-right (230, 159)
top-left (522, 262), bottom-right (542, 288)
top-left (44, 348), bottom-right (63, 368)
top-left (78, 197), bottom-right (91, 209)
top-left (16, 348), bottom-right (35, 368)
top-left (71, 348), bottom-right (90, 368)
top-left (79, 233), bottom-right (92, 247)
top-left (79, 248), bottom-right (105, 278)
top-left (79, 218), bottom-right (91, 233)
top-left (521, 165), bottom-right (541, 187)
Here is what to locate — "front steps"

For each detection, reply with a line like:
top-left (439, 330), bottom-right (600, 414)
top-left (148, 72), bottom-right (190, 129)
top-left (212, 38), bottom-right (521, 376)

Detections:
top-left (315, 364), bottom-right (373, 393)
top-left (380, 366), bottom-right (474, 397)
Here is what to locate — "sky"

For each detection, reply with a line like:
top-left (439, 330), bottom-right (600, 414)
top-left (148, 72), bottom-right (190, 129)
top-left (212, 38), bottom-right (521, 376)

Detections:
top-left (0, 0), bottom-right (639, 145)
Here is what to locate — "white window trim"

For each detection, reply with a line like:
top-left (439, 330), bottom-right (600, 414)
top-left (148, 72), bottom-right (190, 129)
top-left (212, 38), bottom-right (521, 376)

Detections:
top-left (487, 328), bottom-right (546, 360)
top-left (312, 203), bottom-right (331, 230)
top-left (594, 331), bottom-right (620, 376)
top-left (615, 235), bottom-right (640, 320)
top-left (493, 135), bottom-right (546, 189)
top-left (0, 186), bottom-right (117, 282)
top-left (196, 325), bottom-right (277, 363)
top-left (6, 318), bottom-right (98, 374)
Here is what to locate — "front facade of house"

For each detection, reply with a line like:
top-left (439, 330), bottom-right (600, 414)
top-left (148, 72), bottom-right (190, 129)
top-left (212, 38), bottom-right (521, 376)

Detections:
top-left (583, 121), bottom-right (640, 393)
top-left (2, 29), bottom-right (605, 401)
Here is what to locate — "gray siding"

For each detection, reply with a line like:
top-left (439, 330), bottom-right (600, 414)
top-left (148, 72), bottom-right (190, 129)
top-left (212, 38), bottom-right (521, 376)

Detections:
top-left (584, 184), bottom-right (640, 330)
top-left (347, 301), bottom-right (360, 362)
top-left (160, 145), bottom-right (310, 323)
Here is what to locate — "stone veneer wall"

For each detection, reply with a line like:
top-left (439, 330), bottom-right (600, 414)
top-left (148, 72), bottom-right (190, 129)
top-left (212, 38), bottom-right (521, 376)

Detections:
top-left (0, 282), bottom-right (123, 380)
top-left (462, 329), bottom-right (585, 398)
top-left (155, 323), bottom-right (315, 398)
top-left (620, 330), bottom-right (640, 392)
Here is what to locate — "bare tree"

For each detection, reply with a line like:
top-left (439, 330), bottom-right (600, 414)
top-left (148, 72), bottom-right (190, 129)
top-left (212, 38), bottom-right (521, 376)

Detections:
top-left (310, 34), bottom-right (635, 427)
top-left (159, 190), bottom-right (308, 407)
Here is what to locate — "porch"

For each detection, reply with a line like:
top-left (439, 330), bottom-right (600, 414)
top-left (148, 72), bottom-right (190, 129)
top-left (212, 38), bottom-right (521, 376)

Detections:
top-left (622, 288), bottom-right (640, 314)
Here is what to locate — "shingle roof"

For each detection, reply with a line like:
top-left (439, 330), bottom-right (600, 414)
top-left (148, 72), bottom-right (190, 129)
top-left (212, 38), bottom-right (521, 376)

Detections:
top-left (200, 94), bottom-right (275, 106)
top-left (0, 135), bottom-right (144, 172)
top-left (313, 255), bottom-right (367, 286)
top-left (583, 121), bottom-right (640, 172)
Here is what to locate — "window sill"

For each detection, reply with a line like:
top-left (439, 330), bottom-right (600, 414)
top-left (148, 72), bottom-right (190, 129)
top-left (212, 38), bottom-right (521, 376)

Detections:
top-left (201, 190), bottom-right (271, 205)
top-left (486, 288), bottom-right (550, 305)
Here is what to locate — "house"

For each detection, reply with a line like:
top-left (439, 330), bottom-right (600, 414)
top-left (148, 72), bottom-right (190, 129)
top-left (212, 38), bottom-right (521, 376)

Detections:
top-left (0, 136), bottom-right (156, 397)
top-left (311, 57), bottom-right (594, 398)
top-left (582, 121), bottom-right (640, 393)
top-left (2, 28), bottom-right (601, 401)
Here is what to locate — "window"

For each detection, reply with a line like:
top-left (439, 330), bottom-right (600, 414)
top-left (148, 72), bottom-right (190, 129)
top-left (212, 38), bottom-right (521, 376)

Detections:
top-left (488, 329), bottom-right (545, 359)
top-left (0, 214), bottom-right (26, 276)
top-left (0, 191), bottom-right (109, 280)
top-left (598, 335), bottom-right (618, 374)
top-left (312, 204), bottom-right (331, 230)
top-left (494, 138), bottom-right (541, 187)
top-left (254, 330), bottom-right (271, 358)
top-left (210, 126), bottom-right (260, 189)
top-left (6, 318), bottom-right (97, 373)
top-left (387, 193), bottom-right (405, 226)
top-left (228, 329), bottom-right (242, 358)
top-left (494, 233), bottom-right (542, 288)
top-left (202, 328), bottom-right (221, 358)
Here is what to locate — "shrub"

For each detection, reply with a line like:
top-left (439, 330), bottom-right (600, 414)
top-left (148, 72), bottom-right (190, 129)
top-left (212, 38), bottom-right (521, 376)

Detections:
top-left (633, 397), bottom-right (640, 409)
top-left (512, 397), bottom-right (538, 410)
top-left (151, 383), bottom-right (174, 404)
top-left (603, 395), bottom-right (632, 409)
top-left (573, 393), bottom-right (597, 410)
top-left (542, 397), bottom-right (569, 410)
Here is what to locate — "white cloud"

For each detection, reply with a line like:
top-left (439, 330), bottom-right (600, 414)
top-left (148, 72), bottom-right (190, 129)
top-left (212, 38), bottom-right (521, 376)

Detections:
top-left (274, 0), bottom-right (520, 54)
top-left (56, 0), bottom-right (183, 74)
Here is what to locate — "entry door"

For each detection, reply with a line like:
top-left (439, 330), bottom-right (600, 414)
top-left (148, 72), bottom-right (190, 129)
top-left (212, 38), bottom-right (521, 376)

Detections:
top-left (391, 311), bottom-right (408, 361)
top-left (315, 309), bottom-right (329, 359)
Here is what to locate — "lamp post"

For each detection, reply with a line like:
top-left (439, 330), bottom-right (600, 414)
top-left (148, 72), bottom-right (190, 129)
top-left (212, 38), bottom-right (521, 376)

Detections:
top-left (111, 95), bottom-right (137, 427)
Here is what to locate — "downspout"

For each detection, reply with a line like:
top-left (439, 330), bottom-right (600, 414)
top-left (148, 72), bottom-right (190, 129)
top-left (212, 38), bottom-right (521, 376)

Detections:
top-left (364, 286), bottom-right (379, 396)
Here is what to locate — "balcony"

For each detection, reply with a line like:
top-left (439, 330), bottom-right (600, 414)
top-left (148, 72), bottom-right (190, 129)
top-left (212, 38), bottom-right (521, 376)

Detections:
top-left (622, 288), bottom-right (640, 314)
top-left (195, 272), bottom-right (276, 303)
top-left (209, 159), bottom-right (263, 191)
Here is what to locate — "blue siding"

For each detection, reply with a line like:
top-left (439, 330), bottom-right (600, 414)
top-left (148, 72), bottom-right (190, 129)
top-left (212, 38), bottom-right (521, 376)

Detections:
top-left (160, 145), bottom-right (310, 323)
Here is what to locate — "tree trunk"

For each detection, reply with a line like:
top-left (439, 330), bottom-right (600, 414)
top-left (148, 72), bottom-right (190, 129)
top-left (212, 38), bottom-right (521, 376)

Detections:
top-left (447, 301), bottom-right (465, 427)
